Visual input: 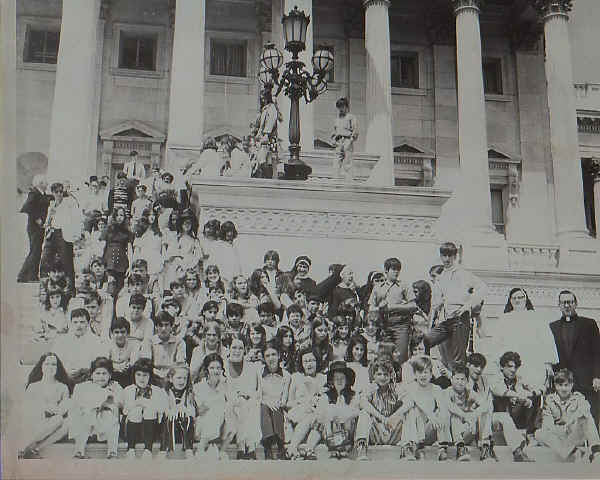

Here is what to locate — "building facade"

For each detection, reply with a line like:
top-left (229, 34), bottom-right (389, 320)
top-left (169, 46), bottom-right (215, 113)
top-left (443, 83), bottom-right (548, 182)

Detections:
top-left (14, 0), bottom-right (600, 320)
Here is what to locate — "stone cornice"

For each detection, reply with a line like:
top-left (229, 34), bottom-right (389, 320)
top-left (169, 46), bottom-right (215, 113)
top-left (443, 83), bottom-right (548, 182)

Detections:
top-left (530, 0), bottom-right (573, 17)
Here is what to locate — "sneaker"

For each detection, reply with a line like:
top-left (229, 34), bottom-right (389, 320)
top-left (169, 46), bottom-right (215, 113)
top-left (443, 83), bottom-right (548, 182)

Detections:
top-left (142, 449), bottom-right (153, 460)
top-left (355, 440), bottom-right (369, 461)
top-left (457, 445), bottom-right (470, 462)
top-left (513, 447), bottom-right (534, 462)
top-left (401, 443), bottom-right (417, 461)
top-left (415, 448), bottom-right (426, 461)
top-left (184, 449), bottom-right (194, 459)
top-left (126, 449), bottom-right (136, 460)
top-left (303, 449), bottom-right (317, 461)
top-left (107, 450), bottom-right (118, 459)
top-left (479, 444), bottom-right (498, 462)
top-left (438, 447), bottom-right (448, 461)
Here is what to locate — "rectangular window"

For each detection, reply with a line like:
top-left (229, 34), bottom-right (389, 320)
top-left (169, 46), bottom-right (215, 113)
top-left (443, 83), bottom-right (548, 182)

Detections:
top-left (118, 31), bottom-right (158, 71)
top-left (582, 159), bottom-right (597, 237)
top-left (491, 188), bottom-right (505, 235)
top-left (391, 52), bottom-right (419, 89)
top-left (210, 40), bottom-right (247, 77)
top-left (24, 28), bottom-right (60, 64)
top-left (316, 45), bottom-right (334, 83)
top-left (483, 57), bottom-right (503, 95)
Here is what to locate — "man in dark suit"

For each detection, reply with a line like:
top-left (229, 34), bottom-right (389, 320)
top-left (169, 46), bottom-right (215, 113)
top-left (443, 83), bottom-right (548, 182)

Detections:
top-left (550, 290), bottom-right (600, 427)
top-left (17, 174), bottom-right (50, 282)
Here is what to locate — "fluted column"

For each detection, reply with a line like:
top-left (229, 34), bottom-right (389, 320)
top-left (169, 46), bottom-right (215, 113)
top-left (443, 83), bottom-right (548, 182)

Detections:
top-left (364, 0), bottom-right (394, 186)
top-left (592, 158), bottom-right (600, 239)
top-left (48, 0), bottom-right (102, 182)
top-left (167, 0), bottom-right (205, 165)
top-left (535, 0), bottom-right (589, 240)
top-left (452, 0), bottom-right (495, 235)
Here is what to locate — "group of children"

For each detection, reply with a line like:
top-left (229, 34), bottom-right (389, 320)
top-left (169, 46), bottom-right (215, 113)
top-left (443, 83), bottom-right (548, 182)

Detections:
top-left (22, 227), bottom-right (600, 463)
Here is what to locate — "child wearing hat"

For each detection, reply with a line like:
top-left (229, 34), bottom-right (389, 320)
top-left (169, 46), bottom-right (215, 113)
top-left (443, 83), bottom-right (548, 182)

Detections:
top-left (303, 361), bottom-right (370, 459)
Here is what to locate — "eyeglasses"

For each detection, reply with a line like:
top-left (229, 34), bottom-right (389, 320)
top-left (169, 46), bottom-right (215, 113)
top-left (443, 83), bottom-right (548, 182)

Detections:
top-left (559, 300), bottom-right (576, 305)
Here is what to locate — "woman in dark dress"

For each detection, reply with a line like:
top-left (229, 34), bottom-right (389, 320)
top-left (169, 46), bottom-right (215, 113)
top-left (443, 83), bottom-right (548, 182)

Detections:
top-left (101, 206), bottom-right (133, 296)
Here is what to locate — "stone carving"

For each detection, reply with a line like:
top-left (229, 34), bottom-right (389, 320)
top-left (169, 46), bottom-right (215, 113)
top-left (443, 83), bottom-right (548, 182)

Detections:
top-left (577, 116), bottom-right (600, 134)
top-left (507, 245), bottom-right (560, 270)
top-left (452, 0), bottom-right (484, 12)
top-left (530, 0), bottom-right (573, 16)
top-left (199, 207), bottom-right (437, 241)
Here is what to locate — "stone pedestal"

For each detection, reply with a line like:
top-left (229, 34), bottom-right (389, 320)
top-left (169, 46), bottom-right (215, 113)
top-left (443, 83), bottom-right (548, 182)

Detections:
top-left (363, 0), bottom-right (394, 187)
top-left (47, 0), bottom-right (102, 183)
top-left (167, 0), bottom-right (206, 168)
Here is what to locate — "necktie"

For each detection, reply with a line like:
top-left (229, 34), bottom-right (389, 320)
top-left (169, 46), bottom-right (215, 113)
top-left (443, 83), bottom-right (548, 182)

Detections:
top-left (136, 386), bottom-right (152, 399)
top-left (473, 382), bottom-right (479, 392)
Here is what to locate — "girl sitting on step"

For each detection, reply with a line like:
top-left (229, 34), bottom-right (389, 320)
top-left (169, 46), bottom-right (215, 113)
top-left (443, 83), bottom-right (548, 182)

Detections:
top-left (19, 353), bottom-right (72, 459)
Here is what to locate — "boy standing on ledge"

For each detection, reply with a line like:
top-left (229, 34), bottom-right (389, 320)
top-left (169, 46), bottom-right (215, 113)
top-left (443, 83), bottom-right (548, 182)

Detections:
top-left (331, 97), bottom-right (359, 183)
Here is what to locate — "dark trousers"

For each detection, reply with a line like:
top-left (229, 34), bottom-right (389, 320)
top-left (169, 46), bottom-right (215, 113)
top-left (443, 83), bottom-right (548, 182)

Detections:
top-left (126, 419), bottom-right (159, 451)
top-left (39, 228), bottom-right (74, 285)
top-left (384, 316), bottom-right (413, 366)
top-left (161, 416), bottom-right (194, 452)
top-left (580, 388), bottom-right (600, 430)
top-left (18, 223), bottom-right (43, 282)
top-left (424, 311), bottom-right (470, 369)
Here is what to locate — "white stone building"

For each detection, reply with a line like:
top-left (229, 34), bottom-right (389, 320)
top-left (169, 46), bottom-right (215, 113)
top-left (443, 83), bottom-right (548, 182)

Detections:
top-left (14, 0), bottom-right (600, 320)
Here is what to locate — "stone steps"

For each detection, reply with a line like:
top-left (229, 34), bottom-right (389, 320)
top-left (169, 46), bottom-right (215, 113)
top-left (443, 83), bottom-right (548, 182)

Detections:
top-left (24, 443), bottom-right (566, 463)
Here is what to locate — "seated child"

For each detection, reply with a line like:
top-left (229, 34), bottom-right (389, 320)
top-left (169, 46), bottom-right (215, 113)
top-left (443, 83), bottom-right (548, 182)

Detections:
top-left (490, 351), bottom-right (540, 462)
top-left (190, 321), bottom-right (227, 382)
top-left (122, 358), bottom-right (169, 460)
top-left (127, 293), bottom-right (155, 350)
top-left (108, 317), bottom-right (139, 388)
top-left (303, 361), bottom-right (369, 460)
top-left (139, 310), bottom-right (187, 387)
top-left (401, 333), bottom-right (450, 388)
top-left (399, 356), bottom-right (450, 461)
top-left (20, 353), bottom-right (71, 459)
top-left (357, 356), bottom-right (412, 459)
top-left (39, 263), bottom-right (73, 309)
top-left (193, 353), bottom-right (229, 460)
top-left (34, 287), bottom-right (68, 342)
top-left (535, 369), bottom-right (600, 463)
top-left (344, 334), bottom-right (370, 394)
top-left (162, 363), bottom-right (196, 459)
top-left (259, 340), bottom-right (292, 460)
top-left (246, 323), bottom-right (267, 364)
top-left (223, 302), bottom-right (246, 346)
top-left (69, 357), bottom-right (123, 459)
top-left (115, 274), bottom-right (153, 322)
top-left (446, 363), bottom-right (495, 462)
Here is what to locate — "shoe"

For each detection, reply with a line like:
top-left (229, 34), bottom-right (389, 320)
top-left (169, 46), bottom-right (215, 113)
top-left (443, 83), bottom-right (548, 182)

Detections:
top-left (513, 447), bottom-right (535, 462)
top-left (142, 449), bottom-right (153, 460)
top-left (20, 448), bottom-right (41, 459)
top-left (438, 447), bottom-right (448, 461)
top-left (479, 444), bottom-right (498, 462)
top-left (73, 451), bottom-right (89, 459)
top-left (355, 440), bottom-right (369, 461)
top-left (107, 450), bottom-right (118, 459)
top-left (126, 449), bottom-right (136, 460)
top-left (400, 442), bottom-right (417, 461)
top-left (184, 449), bottom-right (194, 459)
top-left (590, 451), bottom-right (600, 464)
top-left (415, 448), bottom-right (426, 461)
top-left (303, 449), bottom-right (317, 461)
top-left (457, 445), bottom-right (470, 462)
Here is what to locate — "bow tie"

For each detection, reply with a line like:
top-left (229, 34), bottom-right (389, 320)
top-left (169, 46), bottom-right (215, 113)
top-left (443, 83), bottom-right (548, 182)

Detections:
top-left (135, 386), bottom-right (152, 399)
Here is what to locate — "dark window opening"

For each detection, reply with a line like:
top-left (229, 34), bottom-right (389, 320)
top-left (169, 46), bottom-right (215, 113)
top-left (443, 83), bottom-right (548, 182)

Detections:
top-left (24, 28), bottom-right (60, 64)
top-left (119, 31), bottom-right (158, 71)
top-left (582, 158), bottom-right (597, 237)
top-left (210, 40), bottom-right (247, 77)
top-left (491, 187), bottom-right (505, 235)
top-left (391, 52), bottom-right (419, 89)
top-left (483, 57), bottom-right (503, 95)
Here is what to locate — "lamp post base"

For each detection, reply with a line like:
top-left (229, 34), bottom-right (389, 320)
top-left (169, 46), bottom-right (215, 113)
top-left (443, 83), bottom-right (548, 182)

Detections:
top-left (283, 144), bottom-right (312, 180)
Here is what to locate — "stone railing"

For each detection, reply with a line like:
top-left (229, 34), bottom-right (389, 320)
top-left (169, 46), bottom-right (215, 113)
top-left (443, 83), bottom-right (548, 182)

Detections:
top-left (507, 244), bottom-right (560, 271)
top-left (393, 153), bottom-right (434, 187)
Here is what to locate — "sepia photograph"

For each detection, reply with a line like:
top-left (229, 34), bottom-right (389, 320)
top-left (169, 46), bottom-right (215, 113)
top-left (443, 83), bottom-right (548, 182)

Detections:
top-left (1, 0), bottom-right (600, 478)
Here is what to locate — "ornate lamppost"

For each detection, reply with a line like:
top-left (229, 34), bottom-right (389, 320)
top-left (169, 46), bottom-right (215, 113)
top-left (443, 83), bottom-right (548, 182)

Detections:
top-left (258, 6), bottom-right (334, 180)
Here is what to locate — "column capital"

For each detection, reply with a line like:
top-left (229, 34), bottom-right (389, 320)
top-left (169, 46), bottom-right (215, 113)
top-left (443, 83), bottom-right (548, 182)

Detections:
top-left (452, 0), bottom-right (484, 15)
top-left (530, 0), bottom-right (573, 19)
top-left (363, 0), bottom-right (390, 9)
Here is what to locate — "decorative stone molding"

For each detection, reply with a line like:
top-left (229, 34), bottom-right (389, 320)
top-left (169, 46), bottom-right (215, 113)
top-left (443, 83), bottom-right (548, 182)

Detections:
top-left (530, 0), bottom-right (573, 17)
top-left (200, 207), bottom-right (438, 241)
top-left (363, 0), bottom-right (391, 9)
top-left (487, 147), bottom-right (522, 205)
top-left (507, 244), bottom-right (560, 271)
top-left (578, 116), bottom-right (600, 134)
top-left (452, 0), bottom-right (484, 14)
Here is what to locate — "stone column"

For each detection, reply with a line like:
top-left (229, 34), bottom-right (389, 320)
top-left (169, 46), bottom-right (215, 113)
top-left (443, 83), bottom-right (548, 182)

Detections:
top-left (48, 0), bottom-right (102, 183)
top-left (536, 0), bottom-right (589, 240)
top-left (363, 0), bottom-right (394, 187)
top-left (592, 158), bottom-right (600, 239)
top-left (167, 0), bottom-right (205, 169)
top-left (452, 0), bottom-right (495, 235)
top-left (272, 0), bottom-right (314, 153)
